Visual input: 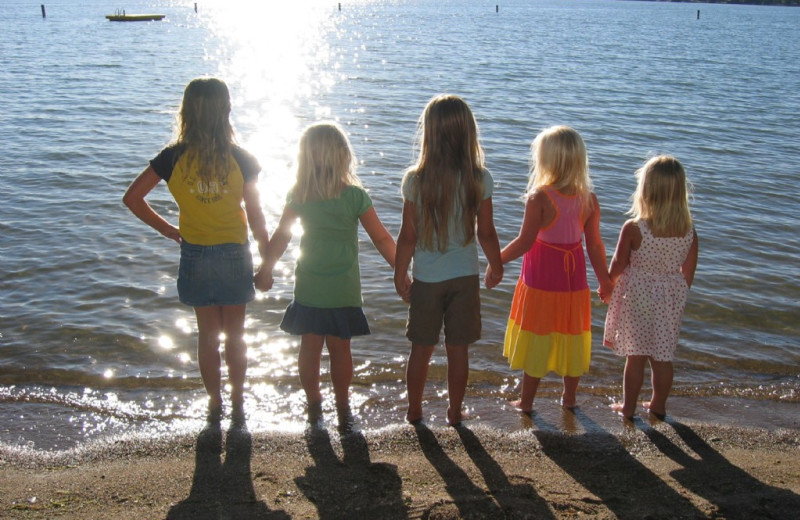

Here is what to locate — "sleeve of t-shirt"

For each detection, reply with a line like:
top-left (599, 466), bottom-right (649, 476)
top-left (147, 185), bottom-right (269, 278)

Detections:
top-left (401, 174), bottom-right (415, 203)
top-left (482, 168), bottom-right (494, 200)
top-left (353, 186), bottom-right (373, 217)
top-left (232, 146), bottom-right (261, 183)
top-left (149, 145), bottom-right (181, 182)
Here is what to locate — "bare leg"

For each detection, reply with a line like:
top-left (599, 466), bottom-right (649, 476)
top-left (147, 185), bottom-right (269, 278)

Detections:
top-left (299, 334), bottom-right (325, 408)
top-left (220, 304), bottom-right (247, 409)
top-left (195, 306), bottom-right (224, 413)
top-left (511, 372), bottom-right (540, 413)
top-left (406, 344), bottom-right (435, 423)
top-left (325, 335), bottom-right (353, 410)
top-left (612, 355), bottom-right (647, 418)
top-left (444, 343), bottom-right (468, 425)
top-left (646, 359), bottom-right (673, 419)
top-left (561, 375), bottom-right (581, 409)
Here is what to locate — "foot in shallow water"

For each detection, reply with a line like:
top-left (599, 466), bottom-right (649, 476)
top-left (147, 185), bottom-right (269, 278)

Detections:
top-left (643, 401), bottom-right (666, 421)
top-left (509, 399), bottom-right (533, 415)
top-left (406, 405), bottom-right (424, 425)
top-left (610, 402), bottom-right (635, 422)
top-left (447, 406), bottom-right (470, 427)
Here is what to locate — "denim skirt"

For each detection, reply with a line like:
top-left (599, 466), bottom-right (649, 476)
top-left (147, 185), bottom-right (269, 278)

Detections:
top-left (177, 241), bottom-right (255, 307)
top-left (280, 301), bottom-right (370, 339)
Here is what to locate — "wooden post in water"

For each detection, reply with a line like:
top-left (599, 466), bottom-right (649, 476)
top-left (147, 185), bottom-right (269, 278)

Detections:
top-left (496, 5), bottom-right (499, 13)
top-left (697, 10), bottom-right (700, 20)
top-left (41, 4), bottom-right (46, 18)
top-left (195, 3), bottom-right (198, 13)
top-left (339, 3), bottom-right (342, 11)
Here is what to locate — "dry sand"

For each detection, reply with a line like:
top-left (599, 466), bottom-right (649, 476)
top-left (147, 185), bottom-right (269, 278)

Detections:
top-left (1, 409), bottom-right (799, 519)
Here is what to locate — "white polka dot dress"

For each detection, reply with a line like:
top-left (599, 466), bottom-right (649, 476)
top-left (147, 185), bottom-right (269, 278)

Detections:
top-left (603, 221), bottom-right (695, 362)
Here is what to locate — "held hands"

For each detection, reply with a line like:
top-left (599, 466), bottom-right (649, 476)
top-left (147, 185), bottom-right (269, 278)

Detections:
top-left (394, 272), bottom-right (412, 303)
top-left (484, 264), bottom-right (503, 289)
top-left (597, 279), bottom-right (615, 304)
top-left (254, 264), bottom-right (274, 292)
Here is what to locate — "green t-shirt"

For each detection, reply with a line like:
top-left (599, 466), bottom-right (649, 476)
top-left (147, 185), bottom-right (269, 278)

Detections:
top-left (288, 185), bottom-right (373, 308)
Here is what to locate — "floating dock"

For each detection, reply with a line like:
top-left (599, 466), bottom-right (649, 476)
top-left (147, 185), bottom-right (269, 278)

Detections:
top-left (106, 13), bottom-right (165, 22)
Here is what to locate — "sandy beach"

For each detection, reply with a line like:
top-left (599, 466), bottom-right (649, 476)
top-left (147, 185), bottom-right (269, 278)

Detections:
top-left (2, 408), bottom-right (798, 520)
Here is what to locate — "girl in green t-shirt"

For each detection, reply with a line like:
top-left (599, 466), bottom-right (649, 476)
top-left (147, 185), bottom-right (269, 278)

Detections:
top-left (255, 122), bottom-right (401, 429)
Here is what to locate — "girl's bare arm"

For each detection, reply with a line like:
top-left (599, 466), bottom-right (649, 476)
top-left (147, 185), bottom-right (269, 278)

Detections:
top-left (122, 166), bottom-right (181, 243)
top-left (682, 229), bottom-right (699, 288)
top-left (242, 181), bottom-right (270, 259)
top-left (608, 219), bottom-right (639, 283)
top-left (499, 191), bottom-right (546, 264)
top-left (394, 201), bottom-right (417, 302)
top-left (254, 205), bottom-right (297, 291)
top-left (583, 193), bottom-right (613, 299)
top-left (477, 197), bottom-right (503, 289)
top-left (360, 207), bottom-right (396, 268)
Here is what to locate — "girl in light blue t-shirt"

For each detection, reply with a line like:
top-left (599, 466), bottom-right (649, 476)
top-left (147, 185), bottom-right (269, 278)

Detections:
top-left (394, 94), bottom-right (504, 426)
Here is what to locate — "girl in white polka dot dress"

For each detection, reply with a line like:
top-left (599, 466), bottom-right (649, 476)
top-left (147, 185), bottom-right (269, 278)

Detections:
top-left (602, 155), bottom-right (699, 422)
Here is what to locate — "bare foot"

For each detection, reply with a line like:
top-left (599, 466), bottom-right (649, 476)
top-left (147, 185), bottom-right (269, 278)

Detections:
top-left (560, 398), bottom-right (578, 411)
top-left (643, 401), bottom-right (666, 421)
top-left (406, 406), bottom-right (423, 425)
top-left (307, 400), bottom-right (323, 422)
top-left (509, 399), bottom-right (533, 414)
top-left (447, 406), bottom-right (467, 426)
top-left (610, 402), bottom-right (635, 421)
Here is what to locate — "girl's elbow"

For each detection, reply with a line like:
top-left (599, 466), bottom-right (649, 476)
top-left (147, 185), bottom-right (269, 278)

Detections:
top-left (122, 192), bottom-right (139, 211)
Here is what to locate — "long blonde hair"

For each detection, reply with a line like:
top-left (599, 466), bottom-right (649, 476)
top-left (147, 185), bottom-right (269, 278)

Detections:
top-left (176, 77), bottom-right (235, 181)
top-left (528, 125), bottom-right (593, 209)
top-left (630, 155), bottom-right (693, 236)
top-left (402, 94), bottom-right (485, 252)
top-left (293, 121), bottom-right (361, 204)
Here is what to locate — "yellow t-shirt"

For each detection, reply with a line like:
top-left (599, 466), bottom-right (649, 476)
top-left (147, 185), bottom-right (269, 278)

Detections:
top-left (150, 144), bottom-right (260, 245)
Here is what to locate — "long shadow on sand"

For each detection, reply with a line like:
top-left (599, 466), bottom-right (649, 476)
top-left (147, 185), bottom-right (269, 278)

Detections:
top-left (295, 427), bottom-right (407, 519)
top-left (166, 422), bottom-right (289, 520)
top-left (531, 409), bottom-right (704, 518)
top-left (453, 424), bottom-right (555, 518)
top-left (642, 419), bottom-right (800, 519)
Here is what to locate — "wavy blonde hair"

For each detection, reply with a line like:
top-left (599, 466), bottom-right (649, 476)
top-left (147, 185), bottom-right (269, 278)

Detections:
top-left (293, 122), bottom-right (361, 204)
top-left (527, 125), bottom-right (593, 210)
top-left (402, 94), bottom-right (485, 252)
top-left (630, 155), bottom-right (693, 236)
top-left (177, 77), bottom-right (235, 181)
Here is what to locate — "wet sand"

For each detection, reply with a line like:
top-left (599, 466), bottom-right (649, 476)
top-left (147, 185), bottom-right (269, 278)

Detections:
top-left (2, 407), bottom-right (799, 519)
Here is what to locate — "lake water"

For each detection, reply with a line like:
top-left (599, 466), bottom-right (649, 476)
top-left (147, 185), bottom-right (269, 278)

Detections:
top-left (1, 0), bottom-right (798, 451)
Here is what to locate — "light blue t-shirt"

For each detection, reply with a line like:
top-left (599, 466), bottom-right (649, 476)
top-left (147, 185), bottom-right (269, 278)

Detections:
top-left (402, 169), bottom-right (493, 283)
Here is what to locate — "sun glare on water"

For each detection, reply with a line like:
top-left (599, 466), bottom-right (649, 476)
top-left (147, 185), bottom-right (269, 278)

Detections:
top-left (185, 0), bottom-right (354, 420)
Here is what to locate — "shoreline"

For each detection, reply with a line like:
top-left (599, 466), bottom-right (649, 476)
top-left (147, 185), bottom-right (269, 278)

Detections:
top-left (2, 408), bottom-right (798, 519)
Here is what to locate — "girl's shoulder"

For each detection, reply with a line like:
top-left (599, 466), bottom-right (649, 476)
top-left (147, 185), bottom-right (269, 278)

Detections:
top-left (343, 184), bottom-right (369, 198)
top-left (230, 146), bottom-right (261, 180)
top-left (401, 168), bottom-right (419, 199)
top-left (620, 219), bottom-right (643, 249)
top-left (149, 143), bottom-right (188, 181)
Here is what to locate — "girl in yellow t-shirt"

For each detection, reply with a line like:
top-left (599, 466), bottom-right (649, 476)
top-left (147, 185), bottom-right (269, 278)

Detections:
top-left (123, 78), bottom-right (270, 426)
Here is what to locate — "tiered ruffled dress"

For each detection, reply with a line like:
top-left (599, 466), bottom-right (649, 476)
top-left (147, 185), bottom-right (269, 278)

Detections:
top-left (504, 187), bottom-right (592, 378)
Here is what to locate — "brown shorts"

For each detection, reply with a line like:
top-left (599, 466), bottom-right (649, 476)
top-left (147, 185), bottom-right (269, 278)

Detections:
top-left (406, 275), bottom-right (481, 346)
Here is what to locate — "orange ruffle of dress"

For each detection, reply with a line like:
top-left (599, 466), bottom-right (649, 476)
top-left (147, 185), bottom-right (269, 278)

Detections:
top-left (503, 242), bottom-right (592, 378)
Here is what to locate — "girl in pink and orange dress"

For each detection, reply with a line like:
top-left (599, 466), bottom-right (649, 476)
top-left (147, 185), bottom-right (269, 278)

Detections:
top-left (487, 126), bottom-right (612, 413)
top-left (603, 155), bottom-right (699, 422)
